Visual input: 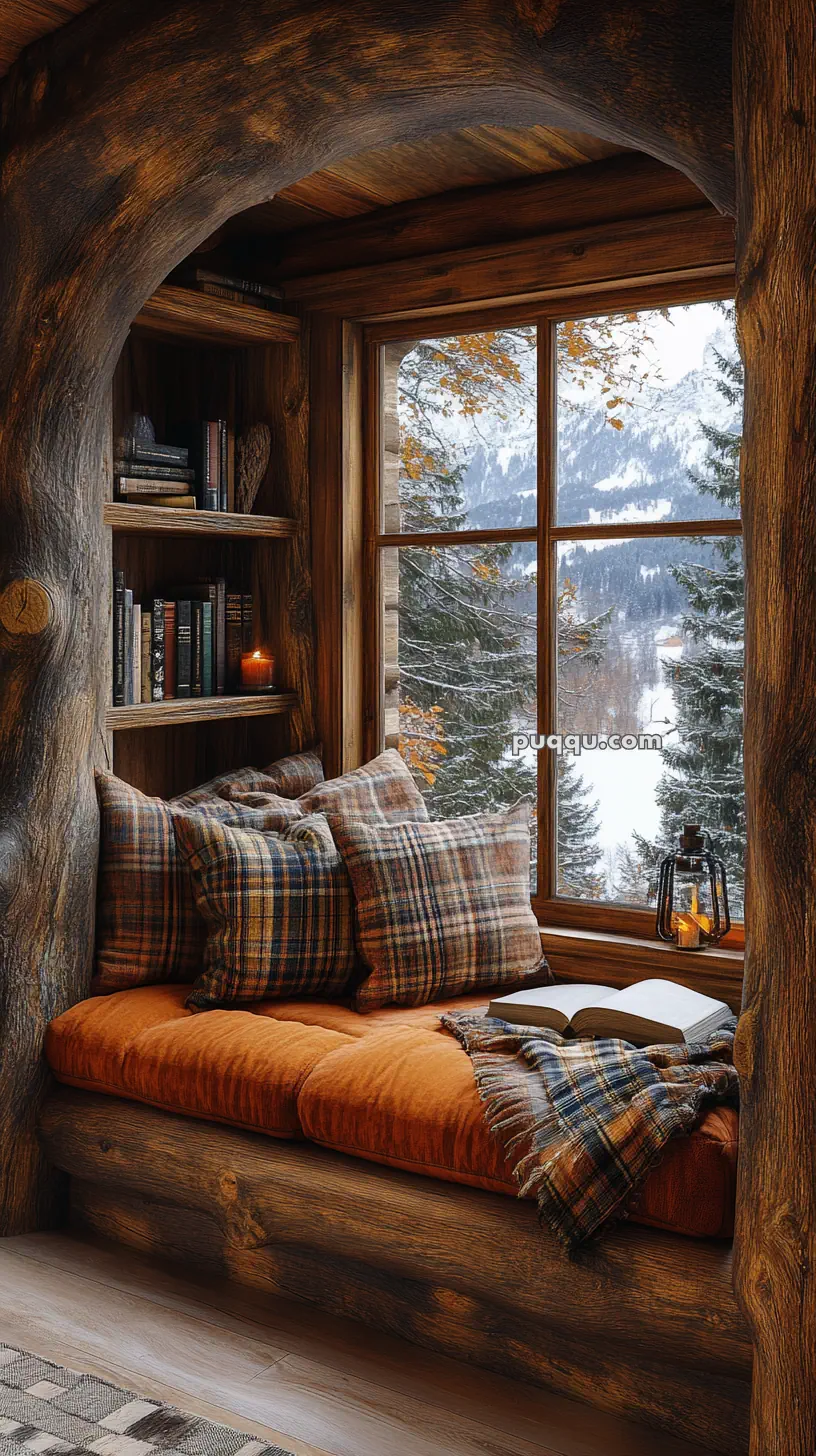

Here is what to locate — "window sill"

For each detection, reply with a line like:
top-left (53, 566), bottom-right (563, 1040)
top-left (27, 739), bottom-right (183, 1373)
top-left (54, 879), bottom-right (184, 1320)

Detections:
top-left (538, 925), bottom-right (744, 1012)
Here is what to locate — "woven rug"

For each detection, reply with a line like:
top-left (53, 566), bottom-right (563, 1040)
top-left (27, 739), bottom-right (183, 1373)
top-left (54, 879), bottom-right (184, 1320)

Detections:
top-left (0, 1347), bottom-right (294, 1456)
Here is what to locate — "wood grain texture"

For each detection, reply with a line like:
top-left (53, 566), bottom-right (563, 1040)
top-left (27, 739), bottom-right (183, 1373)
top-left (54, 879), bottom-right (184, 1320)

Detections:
top-left (104, 504), bottom-right (297, 537)
top-left (235, 127), bottom-right (627, 239)
top-left (261, 153), bottom-right (710, 280)
top-left (279, 208), bottom-right (735, 317)
top-left (0, 1232), bottom-right (718, 1456)
top-left (134, 286), bottom-right (300, 348)
top-left (106, 692), bottom-right (297, 731)
top-left (731, 1), bottom-right (816, 1452)
top-left (37, 1090), bottom-right (750, 1453)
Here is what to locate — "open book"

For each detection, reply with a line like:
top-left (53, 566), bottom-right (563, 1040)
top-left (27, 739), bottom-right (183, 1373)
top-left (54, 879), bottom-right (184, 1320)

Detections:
top-left (487, 978), bottom-right (732, 1046)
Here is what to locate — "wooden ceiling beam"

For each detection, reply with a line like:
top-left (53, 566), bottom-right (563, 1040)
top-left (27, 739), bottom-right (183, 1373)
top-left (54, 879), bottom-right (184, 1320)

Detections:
top-left (239, 153), bottom-right (709, 281)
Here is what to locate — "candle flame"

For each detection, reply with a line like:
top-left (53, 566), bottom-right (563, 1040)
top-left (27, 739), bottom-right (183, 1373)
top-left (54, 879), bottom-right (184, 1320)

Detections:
top-left (253, 650), bottom-right (261, 659)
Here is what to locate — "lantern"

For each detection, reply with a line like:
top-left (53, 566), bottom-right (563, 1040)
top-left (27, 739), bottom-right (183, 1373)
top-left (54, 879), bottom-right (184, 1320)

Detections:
top-left (655, 824), bottom-right (730, 950)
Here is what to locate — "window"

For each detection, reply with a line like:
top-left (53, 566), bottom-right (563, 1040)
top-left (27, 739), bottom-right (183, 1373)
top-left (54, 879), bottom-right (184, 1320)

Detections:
top-left (369, 294), bottom-right (744, 937)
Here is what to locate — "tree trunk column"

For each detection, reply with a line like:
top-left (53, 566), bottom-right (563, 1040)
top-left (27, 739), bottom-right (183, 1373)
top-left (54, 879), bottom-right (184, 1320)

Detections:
top-left (733, 2), bottom-right (816, 1451)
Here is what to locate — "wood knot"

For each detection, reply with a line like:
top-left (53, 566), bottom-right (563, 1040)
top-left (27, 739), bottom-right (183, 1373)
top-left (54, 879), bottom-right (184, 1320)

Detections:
top-left (0, 579), bottom-right (53, 636)
top-left (733, 1006), bottom-right (756, 1086)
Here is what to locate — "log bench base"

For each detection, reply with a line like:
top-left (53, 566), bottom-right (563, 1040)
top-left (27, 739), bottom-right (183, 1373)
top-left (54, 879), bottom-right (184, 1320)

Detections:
top-left (39, 1089), bottom-right (751, 1454)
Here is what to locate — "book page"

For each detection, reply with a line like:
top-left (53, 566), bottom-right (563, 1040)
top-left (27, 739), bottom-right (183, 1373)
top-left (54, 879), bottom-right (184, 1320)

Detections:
top-left (582, 978), bottom-right (727, 1033)
top-left (491, 983), bottom-right (616, 1020)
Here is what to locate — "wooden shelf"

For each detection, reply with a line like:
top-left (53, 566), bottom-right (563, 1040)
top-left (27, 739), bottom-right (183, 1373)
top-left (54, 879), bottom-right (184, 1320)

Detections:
top-left (107, 693), bottom-right (298, 731)
top-left (104, 503), bottom-right (297, 537)
top-left (133, 285), bottom-right (301, 348)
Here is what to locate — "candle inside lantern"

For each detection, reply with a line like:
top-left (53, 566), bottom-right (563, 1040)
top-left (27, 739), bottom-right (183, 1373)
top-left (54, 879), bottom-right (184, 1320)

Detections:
top-left (673, 913), bottom-right (701, 950)
top-left (240, 649), bottom-right (275, 692)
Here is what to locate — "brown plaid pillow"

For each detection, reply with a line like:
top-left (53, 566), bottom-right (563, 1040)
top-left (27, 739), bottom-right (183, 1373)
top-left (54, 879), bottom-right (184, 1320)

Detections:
top-left (177, 747), bottom-right (324, 806)
top-left (176, 814), bottom-right (355, 1010)
top-left (331, 799), bottom-right (549, 1012)
top-left (94, 772), bottom-right (304, 992)
top-left (299, 750), bottom-right (428, 824)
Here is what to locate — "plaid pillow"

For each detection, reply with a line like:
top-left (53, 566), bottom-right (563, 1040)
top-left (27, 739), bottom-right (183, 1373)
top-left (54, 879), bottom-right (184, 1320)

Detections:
top-left (299, 750), bottom-right (428, 824)
top-left (94, 773), bottom-right (304, 991)
top-left (176, 814), bottom-right (355, 1010)
top-left (331, 799), bottom-right (549, 1012)
top-left (176, 748), bottom-right (323, 807)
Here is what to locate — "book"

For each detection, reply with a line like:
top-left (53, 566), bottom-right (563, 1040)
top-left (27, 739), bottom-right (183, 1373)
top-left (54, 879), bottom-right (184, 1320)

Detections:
top-left (176, 601), bottom-right (192, 698)
top-left (203, 421), bottom-right (219, 512)
top-left (114, 461), bottom-right (195, 482)
top-left (128, 441), bottom-right (189, 467)
top-left (226, 426), bottom-right (235, 513)
top-left (487, 978), bottom-right (733, 1047)
top-left (219, 419), bottom-right (228, 514)
top-left (112, 569), bottom-right (126, 707)
top-left (119, 494), bottom-right (197, 510)
top-left (132, 604), bottom-right (141, 706)
top-left (140, 612), bottom-right (152, 703)
top-left (226, 592), bottom-right (243, 690)
top-left (123, 590), bottom-right (133, 705)
top-left (171, 266), bottom-right (284, 302)
top-left (150, 598), bottom-right (165, 701)
top-left (191, 600), bottom-right (204, 697)
top-left (115, 477), bottom-right (190, 498)
top-left (202, 601), bottom-right (213, 697)
top-left (164, 602), bottom-right (176, 701)
top-left (241, 593), bottom-right (253, 654)
top-left (215, 578), bottom-right (226, 695)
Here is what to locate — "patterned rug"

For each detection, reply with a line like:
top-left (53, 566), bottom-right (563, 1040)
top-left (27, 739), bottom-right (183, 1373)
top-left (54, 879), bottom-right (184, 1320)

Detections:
top-left (0, 1347), bottom-right (294, 1456)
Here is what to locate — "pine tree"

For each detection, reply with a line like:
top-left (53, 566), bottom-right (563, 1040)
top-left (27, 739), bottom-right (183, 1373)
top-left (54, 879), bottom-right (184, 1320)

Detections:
top-left (557, 756), bottom-right (605, 898)
top-left (392, 326), bottom-right (631, 894)
top-left (630, 311), bottom-right (745, 915)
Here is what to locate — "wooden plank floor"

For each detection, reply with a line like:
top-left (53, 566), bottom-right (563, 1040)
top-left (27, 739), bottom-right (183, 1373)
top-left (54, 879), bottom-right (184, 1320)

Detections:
top-left (0, 1232), bottom-right (715, 1456)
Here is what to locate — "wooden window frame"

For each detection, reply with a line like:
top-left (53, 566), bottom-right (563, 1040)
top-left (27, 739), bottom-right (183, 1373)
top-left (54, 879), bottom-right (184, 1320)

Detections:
top-left (362, 275), bottom-right (745, 951)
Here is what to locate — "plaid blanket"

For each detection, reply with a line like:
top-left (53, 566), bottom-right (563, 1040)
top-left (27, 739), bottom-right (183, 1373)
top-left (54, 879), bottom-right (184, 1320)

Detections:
top-left (441, 1011), bottom-right (739, 1251)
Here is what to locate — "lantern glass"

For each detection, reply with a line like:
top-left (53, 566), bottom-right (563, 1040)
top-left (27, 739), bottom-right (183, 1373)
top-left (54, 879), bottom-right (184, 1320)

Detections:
top-left (656, 824), bottom-right (730, 950)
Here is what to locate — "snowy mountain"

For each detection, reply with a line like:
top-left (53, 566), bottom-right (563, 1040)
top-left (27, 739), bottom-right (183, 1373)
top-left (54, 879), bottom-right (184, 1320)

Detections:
top-left (457, 332), bottom-right (741, 536)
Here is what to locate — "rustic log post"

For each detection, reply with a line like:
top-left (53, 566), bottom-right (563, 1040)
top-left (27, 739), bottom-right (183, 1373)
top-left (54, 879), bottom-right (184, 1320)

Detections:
top-left (732, 1), bottom-right (816, 1451)
top-left (0, 0), bottom-right (734, 1234)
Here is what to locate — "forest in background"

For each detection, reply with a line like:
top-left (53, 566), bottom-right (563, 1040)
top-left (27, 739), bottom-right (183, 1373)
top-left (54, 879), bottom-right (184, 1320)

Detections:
top-left (390, 303), bottom-right (745, 918)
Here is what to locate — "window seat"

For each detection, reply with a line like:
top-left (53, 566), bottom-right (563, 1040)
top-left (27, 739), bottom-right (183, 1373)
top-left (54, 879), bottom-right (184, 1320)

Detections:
top-left (45, 984), bottom-right (738, 1240)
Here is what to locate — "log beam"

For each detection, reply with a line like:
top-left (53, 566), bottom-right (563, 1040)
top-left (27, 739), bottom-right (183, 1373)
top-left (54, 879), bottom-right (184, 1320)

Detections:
top-left (732, 1), bottom-right (816, 1451)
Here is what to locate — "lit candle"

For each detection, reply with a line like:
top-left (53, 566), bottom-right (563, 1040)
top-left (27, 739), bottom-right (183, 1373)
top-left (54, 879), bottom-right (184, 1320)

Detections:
top-left (674, 914), bottom-right (701, 950)
top-left (240, 649), bottom-right (275, 692)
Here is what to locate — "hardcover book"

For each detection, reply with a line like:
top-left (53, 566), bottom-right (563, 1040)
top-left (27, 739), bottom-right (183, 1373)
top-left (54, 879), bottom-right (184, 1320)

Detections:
top-left (176, 601), bottom-right (192, 698)
top-left (113, 461), bottom-right (195, 482)
top-left (129, 441), bottom-right (189, 468)
top-left (202, 600), bottom-right (213, 697)
top-left (119, 493), bottom-right (196, 510)
top-left (487, 979), bottom-right (732, 1047)
top-left (140, 612), bottom-right (152, 703)
top-left (191, 600), bottom-right (204, 697)
top-left (132, 604), bottom-right (141, 707)
top-left (225, 593), bottom-right (243, 690)
top-left (123, 590), bottom-right (133, 706)
top-left (112, 569), bottom-right (126, 707)
top-left (115, 477), bottom-right (190, 498)
top-left (150, 598), bottom-right (165, 701)
top-left (241, 593), bottom-right (254, 654)
top-left (164, 602), bottom-right (177, 701)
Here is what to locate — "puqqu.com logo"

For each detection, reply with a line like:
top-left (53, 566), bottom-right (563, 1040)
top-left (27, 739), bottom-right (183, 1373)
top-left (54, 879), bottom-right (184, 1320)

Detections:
top-left (511, 732), bottom-right (663, 757)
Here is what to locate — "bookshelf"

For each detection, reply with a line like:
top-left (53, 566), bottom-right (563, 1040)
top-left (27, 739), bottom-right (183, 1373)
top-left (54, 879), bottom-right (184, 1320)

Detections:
top-left (107, 692), bottom-right (298, 731)
top-left (104, 503), bottom-right (297, 538)
top-left (107, 280), bottom-right (315, 800)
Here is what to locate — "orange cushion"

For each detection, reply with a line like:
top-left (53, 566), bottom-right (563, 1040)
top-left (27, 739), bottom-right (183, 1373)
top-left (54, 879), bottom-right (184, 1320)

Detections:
top-left (46, 988), bottom-right (738, 1238)
top-left (45, 984), bottom-right (353, 1138)
top-left (297, 1019), bottom-right (738, 1237)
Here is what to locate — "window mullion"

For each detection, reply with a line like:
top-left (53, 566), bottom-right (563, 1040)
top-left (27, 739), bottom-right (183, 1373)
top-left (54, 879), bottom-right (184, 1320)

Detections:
top-left (537, 319), bottom-right (557, 904)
